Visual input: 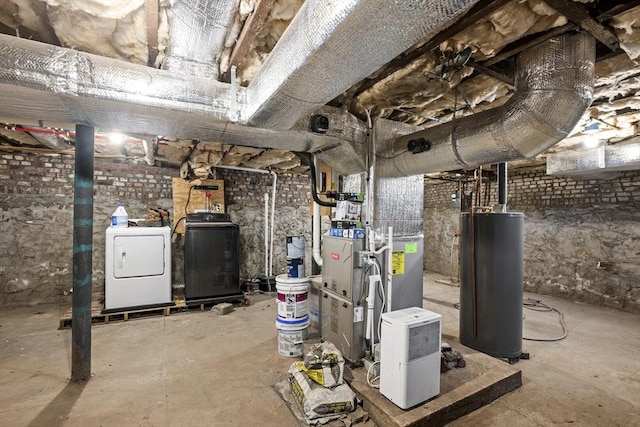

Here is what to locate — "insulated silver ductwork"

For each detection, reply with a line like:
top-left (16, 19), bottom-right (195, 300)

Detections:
top-left (163, 0), bottom-right (238, 78)
top-left (246, 0), bottom-right (480, 129)
top-left (547, 142), bottom-right (640, 179)
top-left (378, 33), bottom-right (596, 177)
top-left (372, 119), bottom-right (425, 238)
top-left (0, 34), bottom-right (367, 174)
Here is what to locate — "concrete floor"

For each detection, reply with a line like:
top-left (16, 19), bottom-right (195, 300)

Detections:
top-left (1, 273), bottom-right (638, 427)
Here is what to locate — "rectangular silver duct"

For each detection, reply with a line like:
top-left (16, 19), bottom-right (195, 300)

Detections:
top-left (372, 119), bottom-right (424, 238)
top-left (163, 0), bottom-right (238, 78)
top-left (0, 34), bottom-right (365, 170)
top-left (246, 0), bottom-right (480, 129)
top-left (547, 142), bottom-right (640, 179)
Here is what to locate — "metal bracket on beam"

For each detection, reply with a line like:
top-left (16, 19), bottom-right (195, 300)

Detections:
top-left (467, 60), bottom-right (514, 86)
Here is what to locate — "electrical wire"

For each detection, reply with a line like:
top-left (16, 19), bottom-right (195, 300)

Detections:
top-left (170, 183), bottom-right (197, 239)
top-left (185, 184), bottom-right (197, 217)
top-left (523, 298), bottom-right (568, 342)
top-left (366, 361), bottom-right (381, 389)
top-left (449, 297), bottom-right (568, 342)
top-left (170, 216), bottom-right (185, 238)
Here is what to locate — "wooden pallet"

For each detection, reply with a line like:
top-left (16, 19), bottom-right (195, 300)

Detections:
top-left (58, 295), bottom-right (249, 329)
top-left (58, 300), bottom-right (188, 329)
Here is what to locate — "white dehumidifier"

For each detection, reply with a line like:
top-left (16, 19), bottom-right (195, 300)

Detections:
top-left (380, 307), bottom-right (442, 409)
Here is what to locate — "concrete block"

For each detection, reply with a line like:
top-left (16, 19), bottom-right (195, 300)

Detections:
top-left (211, 303), bottom-right (234, 315)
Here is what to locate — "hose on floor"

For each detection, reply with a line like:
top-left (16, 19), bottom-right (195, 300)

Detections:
top-left (522, 298), bottom-right (568, 342)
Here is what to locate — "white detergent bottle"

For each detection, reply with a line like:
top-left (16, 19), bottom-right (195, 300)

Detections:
top-left (111, 203), bottom-right (128, 227)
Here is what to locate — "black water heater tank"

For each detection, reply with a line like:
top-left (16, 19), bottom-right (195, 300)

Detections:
top-left (460, 212), bottom-right (524, 359)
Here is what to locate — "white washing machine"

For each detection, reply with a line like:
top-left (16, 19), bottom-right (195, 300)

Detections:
top-left (104, 226), bottom-right (172, 311)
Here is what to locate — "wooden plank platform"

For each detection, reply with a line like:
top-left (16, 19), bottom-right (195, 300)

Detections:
top-left (58, 294), bottom-right (250, 329)
top-left (348, 351), bottom-right (522, 427)
top-left (58, 300), bottom-right (189, 329)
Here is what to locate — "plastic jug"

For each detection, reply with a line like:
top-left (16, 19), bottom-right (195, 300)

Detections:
top-left (111, 203), bottom-right (128, 227)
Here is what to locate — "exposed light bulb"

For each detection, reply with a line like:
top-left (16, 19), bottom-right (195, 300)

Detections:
top-left (109, 133), bottom-right (125, 145)
top-left (584, 136), bottom-right (601, 149)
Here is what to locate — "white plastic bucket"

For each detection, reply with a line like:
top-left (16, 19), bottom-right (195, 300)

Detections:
top-left (275, 315), bottom-right (309, 358)
top-left (276, 274), bottom-right (309, 319)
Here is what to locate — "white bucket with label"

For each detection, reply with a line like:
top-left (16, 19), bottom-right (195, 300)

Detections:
top-left (275, 315), bottom-right (309, 357)
top-left (276, 274), bottom-right (309, 319)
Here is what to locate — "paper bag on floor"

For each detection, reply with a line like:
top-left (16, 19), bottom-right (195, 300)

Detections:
top-left (294, 341), bottom-right (345, 388)
top-left (289, 363), bottom-right (356, 420)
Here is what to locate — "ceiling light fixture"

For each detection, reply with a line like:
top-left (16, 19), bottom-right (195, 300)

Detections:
top-left (109, 133), bottom-right (125, 145)
top-left (584, 135), bottom-right (602, 149)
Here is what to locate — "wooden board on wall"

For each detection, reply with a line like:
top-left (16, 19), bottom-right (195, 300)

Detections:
top-left (172, 178), bottom-right (225, 234)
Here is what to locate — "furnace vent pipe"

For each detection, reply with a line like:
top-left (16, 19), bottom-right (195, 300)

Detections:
top-left (497, 162), bottom-right (507, 209)
top-left (312, 155), bottom-right (324, 268)
top-left (295, 153), bottom-right (337, 208)
top-left (379, 33), bottom-right (596, 177)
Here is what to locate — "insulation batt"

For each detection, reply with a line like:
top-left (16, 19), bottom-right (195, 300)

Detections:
top-left (612, 6), bottom-right (640, 61)
top-left (46, 0), bottom-right (149, 64)
top-left (0, 0), bottom-right (168, 65)
top-left (237, 0), bottom-right (304, 84)
top-left (440, 0), bottom-right (566, 60)
top-left (0, 0), bottom-right (45, 34)
top-left (356, 0), bottom-right (566, 126)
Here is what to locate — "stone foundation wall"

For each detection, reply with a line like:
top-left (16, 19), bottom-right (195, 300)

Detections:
top-left (0, 150), bottom-right (314, 307)
top-left (424, 167), bottom-right (640, 313)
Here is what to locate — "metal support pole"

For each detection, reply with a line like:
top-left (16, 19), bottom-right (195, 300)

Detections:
top-left (498, 162), bottom-right (508, 211)
top-left (71, 124), bottom-right (94, 382)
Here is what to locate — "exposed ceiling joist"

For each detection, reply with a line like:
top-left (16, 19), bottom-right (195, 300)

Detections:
top-left (596, 0), bottom-right (640, 22)
top-left (221, 0), bottom-right (276, 83)
top-left (544, 0), bottom-right (619, 51)
top-left (346, 0), bottom-right (513, 100)
top-left (145, 0), bottom-right (159, 67)
top-left (467, 59), bottom-right (513, 86)
top-left (484, 23), bottom-right (577, 67)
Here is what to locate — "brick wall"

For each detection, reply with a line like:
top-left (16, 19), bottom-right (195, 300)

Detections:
top-left (424, 167), bottom-right (640, 209)
top-left (0, 151), bottom-right (175, 200)
top-left (0, 149), bottom-right (314, 307)
top-left (217, 169), bottom-right (311, 207)
top-left (424, 167), bottom-right (640, 313)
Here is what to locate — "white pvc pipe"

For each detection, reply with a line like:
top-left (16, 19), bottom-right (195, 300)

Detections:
top-left (142, 139), bottom-right (155, 166)
top-left (312, 155), bottom-right (323, 267)
top-left (213, 164), bottom-right (277, 276)
top-left (365, 272), bottom-right (378, 345)
top-left (264, 193), bottom-right (269, 277)
top-left (386, 226), bottom-right (393, 312)
top-left (366, 113), bottom-right (376, 253)
top-left (269, 170), bottom-right (277, 277)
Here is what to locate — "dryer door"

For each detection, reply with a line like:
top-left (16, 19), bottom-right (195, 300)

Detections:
top-left (113, 235), bottom-right (165, 278)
